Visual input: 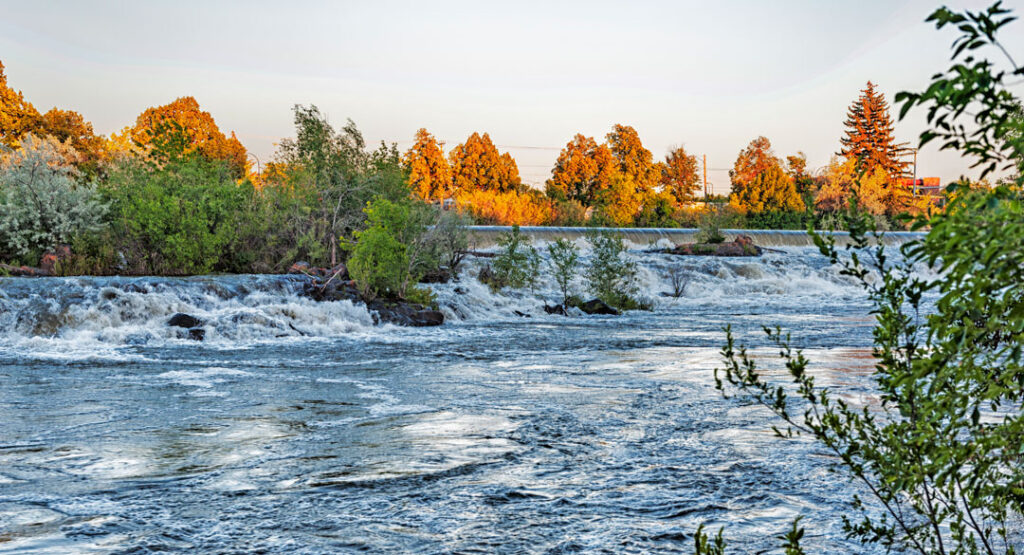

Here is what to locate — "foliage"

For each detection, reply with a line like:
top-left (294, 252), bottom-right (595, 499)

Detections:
top-left (594, 173), bottom-right (643, 226)
top-left (729, 136), bottom-right (780, 191)
top-left (102, 152), bottom-right (248, 275)
top-left (127, 96), bottom-right (248, 179)
top-left (695, 207), bottom-right (727, 244)
top-left (547, 238), bottom-right (580, 307)
top-left (816, 156), bottom-right (926, 220)
top-left (550, 198), bottom-right (589, 226)
top-left (488, 225), bottom-right (540, 291)
top-left (0, 61), bottom-right (41, 149)
top-left (729, 164), bottom-right (805, 215)
top-left (0, 135), bottom-right (107, 264)
top-left (634, 190), bottom-right (679, 228)
top-left (347, 197), bottom-right (440, 300)
top-left (404, 128), bottom-right (452, 202)
top-left (585, 231), bottom-right (640, 310)
top-left (840, 81), bottom-right (910, 177)
top-left (449, 132), bottom-right (521, 193)
top-left (662, 144), bottom-right (701, 204)
top-left (456, 188), bottom-right (553, 226)
top-left (270, 105), bottom-right (410, 266)
top-left (433, 209), bottom-right (472, 275)
top-left (894, 2), bottom-right (1024, 180)
top-left (707, 4), bottom-right (1024, 552)
top-left (607, 124), bottom-right (660, 195)
top-left (546, 134), bottom-right (617, 204)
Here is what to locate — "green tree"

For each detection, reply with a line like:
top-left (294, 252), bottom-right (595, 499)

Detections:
top-left (585, 231), bottom-right (640, 310)
top-left (839, 81), bottom-right (910, 177)
top-left (547, 238), bottom-right (580, 307)
top-left (488, 225), bottom-right (540, 291)
top-left (706, 4), bottom-right (1024, 552)
top-left (347, 197), bottom-right (440, 300)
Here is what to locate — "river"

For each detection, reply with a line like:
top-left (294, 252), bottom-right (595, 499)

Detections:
top-left (0, 237), bottom-right (907, 553)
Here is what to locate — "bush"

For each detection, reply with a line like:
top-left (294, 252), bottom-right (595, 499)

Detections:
top-left (102, 154), bottom-right (249, 275)
top-left (0, 135), bottom-right (107, 264)
top-left (487, 225), bottom-right (540, 291)
top-left (585, 231), bottom-right (640, 310)
top-left (346, 197), bottom-right (439, 300)
top-left (547, 238), bottom-right (580, 307)
top-left (695, 208), bottom-right (726, 244)
top-left (433, 209), bottom-right (472, 275)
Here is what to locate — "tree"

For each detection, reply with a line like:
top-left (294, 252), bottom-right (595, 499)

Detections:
top-left (546, 133), bottom-right (617, 205)
top-left (815, 156), bottom-right (921, 219)
top-left (730, 136), bottom-right (780, 191)
top-left (607, 124), bottom-right (659, 194)
top-left (347, 197), bottom-right (439, 300)
top-left (585, 231), bottom-right (640, 310)
top-left (38, 108), bottom-right (105, 177)
top-left (0, 135), bottom-right (107, 263)
top-left (661, 145), bottom-right (701, 204)
top-left (128, 96), bottom-right (249, 178)
top-left (0, 61), bottom-right (41, 149)
top-left (270, 105), bottom-right (409, 266)
top-left (785, 152), bottom-right (815, 196)
top-left (403, 128), bottom-right (452, 202)
top-left (705, 4), bottom-right (1024, 552)
top-left (729, 164), bottom-right (804, 214)
top-left (488, 225), bottom-right (540, 291)
top-left (547, 238), bottom-right (580, 308)
top-left (595, 173), bottom-right (643, 226)
top-left (839, 82), bottom-right (910, 177)
top-left (449, 132), bottom-right (521, 193)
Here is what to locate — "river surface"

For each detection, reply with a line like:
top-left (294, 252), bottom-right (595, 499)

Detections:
top-left (0, 243), bottom-right (901, 553)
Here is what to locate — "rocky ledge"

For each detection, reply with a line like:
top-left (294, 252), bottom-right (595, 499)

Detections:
top-left (290, 262), bottom-right (445, 327)
top-left (658, 235), bottom-right (762, 257)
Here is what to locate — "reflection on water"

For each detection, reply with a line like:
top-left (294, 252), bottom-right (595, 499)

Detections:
top-left (0, 247), bottom-right (898, 553)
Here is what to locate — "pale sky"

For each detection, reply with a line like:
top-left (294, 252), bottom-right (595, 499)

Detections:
top-left (2, 0), bottom-right (1022, 192)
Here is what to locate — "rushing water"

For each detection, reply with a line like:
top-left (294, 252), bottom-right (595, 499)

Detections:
top-left (0, 241), bottom-right (906, 553)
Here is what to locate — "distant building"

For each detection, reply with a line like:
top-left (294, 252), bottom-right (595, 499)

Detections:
top-left (897, 177), bottom-right (942, 197)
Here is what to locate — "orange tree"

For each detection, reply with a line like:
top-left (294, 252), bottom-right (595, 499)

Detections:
top-left (840, 81), bottom-right (910, 177)
top-left (403, 128), bottom-right (452, 202)
top-left (126, 96), bottom-right (248, 178)
top-left (448, 132), bottom-right (521, 193)
top-left (661, 144), bottom-right (701, 204)
top-left (545, 133), bottom-right (616, 204)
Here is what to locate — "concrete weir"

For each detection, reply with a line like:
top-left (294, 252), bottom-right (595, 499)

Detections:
top-left (465, 226), bottom-right (925, 248)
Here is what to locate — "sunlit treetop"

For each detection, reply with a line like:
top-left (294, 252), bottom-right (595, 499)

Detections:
top-left (403, 128), bottom-right (452, 202)
top-left (606, 124), bottom-right (659, 194)
top-left (546, 133), bottom-right (617, 205)
top-left (128, 96), bottom-right (249, 178)
top-left (729, 135), bottom-right (782, 191)
top-left (661, 144), bottom-right (701, 204)
top-left (449, 132), bottom-right (521, 193)
top-left (840, 81), bottom-right (910, 178)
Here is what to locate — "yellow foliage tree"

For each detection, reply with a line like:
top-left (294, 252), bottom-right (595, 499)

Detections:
top-left (729, 164), bottom-right (805, 214)
top-left (595, 173), bottom-right (644, 226)
top-left (816, 156), bottom-right (924, 217)
top-left (128, 96), bottom-right (248, 178)
top-left (403, 128), bottom-right (452, 202)
top-left (607, 124), bottom-right (659, 195)
top-left (449, 132), bottom-right (521, 193)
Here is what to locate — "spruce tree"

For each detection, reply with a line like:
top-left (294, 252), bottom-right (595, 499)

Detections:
top-left (839, 81), bottom-right (910, 177)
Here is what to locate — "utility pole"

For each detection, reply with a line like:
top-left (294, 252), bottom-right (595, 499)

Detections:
top-left (703, 154), bottom-right (708, 199)
top-left (912, 149), bottom-right (918, 196)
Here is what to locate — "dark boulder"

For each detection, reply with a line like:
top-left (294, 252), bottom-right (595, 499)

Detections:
top-left (420, 268), bottom-right (453, 284)
top-left (544, 304), bottom-right (569, 316)
top-left (367, 300), bottom-right (444, 327)
top-left (578, 299), bottom-right (620, 316)
top-left (186, 328), bottom-right (206, 341)
top-left (167, 313), bottom-right (204, 329)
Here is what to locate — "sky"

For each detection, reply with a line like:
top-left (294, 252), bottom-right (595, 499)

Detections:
top-left (2, 0), bottom-right (1022, 192)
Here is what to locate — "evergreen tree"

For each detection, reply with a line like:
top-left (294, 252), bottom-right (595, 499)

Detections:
top-left (403, 128), bottom-right (452, 202)
top-left (839, 81), bottom-right (910, 177)
top-left (661, 145), bottom-right (701, 203)
top-left (449, 132), bottom-right (521, 193)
